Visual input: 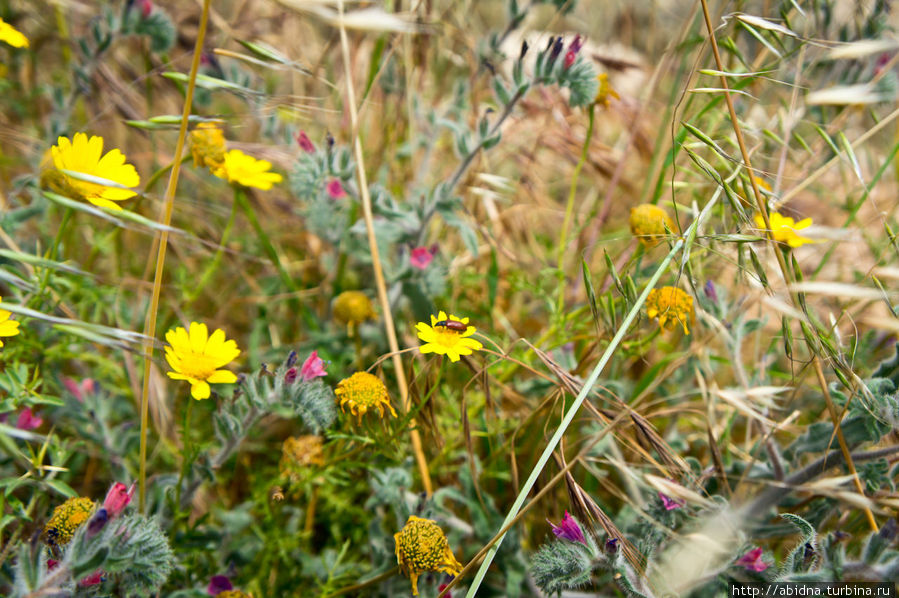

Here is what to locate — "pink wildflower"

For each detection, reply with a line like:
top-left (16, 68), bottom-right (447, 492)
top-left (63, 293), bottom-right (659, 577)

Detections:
top-left (410, 247), bottom-right (435, 270)
top-left (80, 570), bottom-right (105, 586)
top-left (548, 511), bottom-right (586, 544)
top-left (139, 0), bottom-right (153, 18)
top-left (296, 131), bottom-right (315, 153)
top-left (300, 351), bottom-right (327, 381)
top-left (102, 482), bottom-right (135, 518)
top-left (62, 377), bottom-right (96, 402)
top-left (659, 492), bottom-right (683, 511)
top-left (326, 179), bottom-right (346, 199)
top-left (736, 547), bottom-right (769, 572)
top-left (16, 407), bottom-right (42, 431)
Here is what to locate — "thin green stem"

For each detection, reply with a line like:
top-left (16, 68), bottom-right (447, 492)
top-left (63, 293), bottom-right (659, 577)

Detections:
top-left (555, 105), bottom-right (596, 311)
top-left (138, 0), bottom-right (211, 514)
top-left (185, 190), bottom-right (240, 304)
top-left (463, 184), bottom-right (722, 598)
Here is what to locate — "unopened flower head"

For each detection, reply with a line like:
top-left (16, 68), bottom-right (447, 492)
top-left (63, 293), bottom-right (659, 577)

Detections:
top-left (15, 407), bottom-right (42, 430)
top-left (0, 297), bottom-right (20, 348)
top-left (217, 149), bottom-right (282, 190)
top-left (190, 122), bottom-right (227, 176)
top-left (165, 322), bottom-right (240, 400)
top-left (326, 179), bottom-right (346, 199)
top-left (102, 482), bottom-right (135, 518)
top-left (0, 18), bottom-right (29, 48)
top-left (42, 496), bottom-right (95, 548)
top-left (333, 291), bottom-right (376, 327)
top-left (646, 286), bottom-right (694, 335)
top-left (415, 311), bottom-right (483, 362)
top-left (50, 133), bottom-right (140, 210)
top-left (394, 515), bottom-right (463, 596)
top-left (335, 372), bottom-right (397, 421)
top-left (630, 204), bottom-right (674, 246)
top-left (296, 131), bottom-right (315, 153)
top-left (207, 575), bottom-right (233, 595)
top-left (754, 211), bottom-right (816, 248)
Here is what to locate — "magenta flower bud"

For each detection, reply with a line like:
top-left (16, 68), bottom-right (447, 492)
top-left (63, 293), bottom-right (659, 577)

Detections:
top-left (736, 547), bottom-right (769, 572)
top-left (284, 367), bottom-right (299, 384)
top-left (658, 492), bottom-right (683, 511)
top-left (16, 407), bottom-right (42, 431)
top-left (79, 570), bottom-right (105, 587)
top-left (208, 575), bottom-right (233, 595)
top-left (300, 351), bottom-right (327, 381)
top-left (102, 482), bottom-right (135, 518)
top-left (410, 247), bottom-right (435, 270)
top-left (548, 511), bottom-right (586, 544)
top-left (563, 50), bottom-right (576, 69)
top-left (62, 377), bottom-right (96, 402)
top-left (140, 0), bottom-right (153, 18)
top-left (296, 131), bottom-right (315, 153)
top-left (326, 179), bottom-right (347, 199)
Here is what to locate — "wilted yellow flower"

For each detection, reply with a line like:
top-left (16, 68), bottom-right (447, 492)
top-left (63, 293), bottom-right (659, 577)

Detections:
top-left (335, 372), bottom-right (396, 421)
top-left (646, 286), bottom-right (694, 335)
top-left (216, 149), bottom-right (282, 190)
top-left (594, 73), bottom-right (619, 107)
top-left (630, 204), bottom-right (674, 246)
top-left (164, 322), bottom-right (240, 400)
top-left (333, 291), bottom-right (376, 327)
top-left (754, 212), bottom-right (816, 248)
top-left (42, 496), bottom-right (94, 548)
top-left (0, 18), bottom-right (28, 48)
top-left (0, 297), bottom-right (20, 348)
top-left (50, 133), bottom-right (140, 210)
top-left (394, 515), bottom-right (463, 596)
top-left (415, 311), bottom-right (483, 362)
top-left (280, 435), bottom-right (324, 481)
top-left (190, 122), bottom-right (226, 176)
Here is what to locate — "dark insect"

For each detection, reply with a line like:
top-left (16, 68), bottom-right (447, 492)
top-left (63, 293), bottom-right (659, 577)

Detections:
top-left (434, 319), bottom-right (467, 332)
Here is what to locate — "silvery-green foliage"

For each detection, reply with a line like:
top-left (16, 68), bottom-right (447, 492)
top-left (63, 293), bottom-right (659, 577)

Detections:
top-left (530, 533), bottom-right (598, 596)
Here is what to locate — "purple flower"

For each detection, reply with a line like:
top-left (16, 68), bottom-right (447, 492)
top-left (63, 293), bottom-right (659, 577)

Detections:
top-left (563, 35), bottom-right (583, 69)
top-left (300, 351), bottom-right (327, 381)
top-left (736, 547), bottom-right (769, 572)
top-left (15, 407), bottom-right (42, 430)
top-left (548, 511), bottom-right (586, 544)
top-left (410, 247), bottom-right (435, 270)
top-left (704, 280), bottom-right (718, 303)
top-left (326, 179), bottom-right (346, 199)
top-left (296, 131), bottom-right (315, 153)
top-left (605, 537), bottom-right (619, 554)
top-left (207, 575), bottom-right (233, 595)
top-left (659, 492), bottom-right (683, 511)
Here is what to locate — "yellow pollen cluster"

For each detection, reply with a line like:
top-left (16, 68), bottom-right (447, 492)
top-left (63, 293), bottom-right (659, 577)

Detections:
top-left (394, 516), bottom-right (463, 596)
top-left (335, 372), bottom-right (397, 421)
top-left (629, 204), bottom-right (674, 247)
top-left (280, 435), bottom-right (325, 481)
top-left (646, 286), bottom-right (694, 335)
top-left (190, 123), bottom-right (227, 176)
top-left (333, 291), bottom-right (376, 327)
top-left (42, 496), bottom-right (95, 547)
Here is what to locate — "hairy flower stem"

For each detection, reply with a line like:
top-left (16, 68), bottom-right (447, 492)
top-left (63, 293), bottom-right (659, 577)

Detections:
top-left (463, 188), bottom-right (722, 597)
top-left (138, 0), bottom-right (211, 514)
top-left (336, 0), bottom-right (432, 494)
top-left (697, 0), bottom-right (876, 532)
top-left (555, 104), bottom-right (595, 312)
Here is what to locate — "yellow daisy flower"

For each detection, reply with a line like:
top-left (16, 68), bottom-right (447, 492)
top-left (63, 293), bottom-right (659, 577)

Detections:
top-left (42, 496), bottom-right (94, 548)
top-left (394, 515), bottom-right (463, 596)
top-left (754, 211), bottom-right (817, 248)
top-left (164, 322), bottom-right (240, 400)
top-left (0, 297), bottom-right (20, 348)
top-left (0, 18), bottom-right (29, 49)
top-left (415, 311), bottom-right (483, 362)
top-left (335, 372), bottom-right (397, 421)
top-left (50, 133), bottom-right (140, 210)
top-left (646, 286), bottom-right (694, 335)
top-left (629, 204), bottom-right (674, 247)
top-left (216, 149), bottom-right (282, 190)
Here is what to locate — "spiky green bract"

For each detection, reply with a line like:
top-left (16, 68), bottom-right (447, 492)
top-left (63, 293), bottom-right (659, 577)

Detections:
top-left (235, 353), bottom-right (337, 434)
top-left (530, 535), bottom-right (596, 596)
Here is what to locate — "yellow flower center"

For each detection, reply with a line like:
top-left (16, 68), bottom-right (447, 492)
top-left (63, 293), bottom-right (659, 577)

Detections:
top-left (177, 350), bottom-right (220, 380)
top-left (333, 291), bottom-right (376, 326)
top-left (43, 496), bottom-right (95, 547)
top-left (630, 204), bottom-right (674, 246)
top-left (394, 516), bottom-right (462, 596)
top-left (190, 123), bottom-right (227, 175)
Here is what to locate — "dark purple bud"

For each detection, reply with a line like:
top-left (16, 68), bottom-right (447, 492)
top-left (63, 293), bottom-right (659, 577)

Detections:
top-left (286, 350), bottom-right (298, 368)
top-left (326, 133), bottom-right (335, 150)
top-left (284, 367), bottom-right (298, 385)
top-left (879, 518), bottom-right (897, 541)
top-left (605, 537), bottom-right (619, 554)
top-left (520, 41), bottom-right (529, 60)
top-left (545, 36), bottom-right (555, 52)
top-left (569, 35), bottom-right (583, 53)
top-left (704, 280), bottom-right (718, 302)
top-left (548, 37), bottom-right (565, 67)
top-left (86, 508), bottom-right (109, 539)
top-left (207, 575), bottom-right (233, 595)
